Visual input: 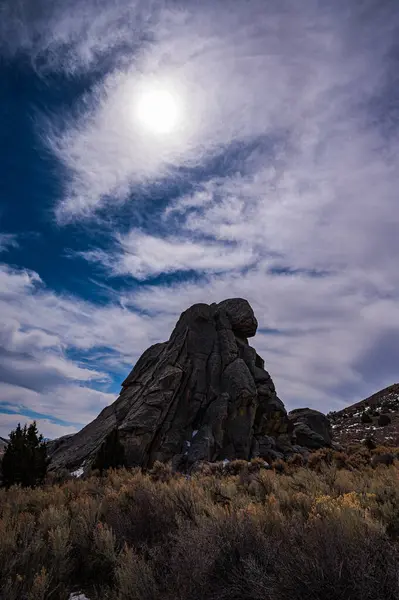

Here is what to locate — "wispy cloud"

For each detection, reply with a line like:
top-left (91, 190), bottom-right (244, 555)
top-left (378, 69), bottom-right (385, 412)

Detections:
top-left (0, 263), bottom-right (173, 434)
top-left (0, 233), bottom-right (18, 253)
top-left (31, 0), bottom-right (397, 221)
top-left (1, 0), bottom-right (399, 432)
top-left (0, 409), bottom-right (80, 440)
top-left (77, 229), bottom-right (256, 279)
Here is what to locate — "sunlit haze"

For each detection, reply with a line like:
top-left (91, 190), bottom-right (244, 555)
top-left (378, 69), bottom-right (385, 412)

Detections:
top-left (135, 88), bottom-right (180, 134)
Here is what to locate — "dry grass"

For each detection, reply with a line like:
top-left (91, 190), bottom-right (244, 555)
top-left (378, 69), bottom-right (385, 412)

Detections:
top-left (0, 454), bottom-right (398, 600)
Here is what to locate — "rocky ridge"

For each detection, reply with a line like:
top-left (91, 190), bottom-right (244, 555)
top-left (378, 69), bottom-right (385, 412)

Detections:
top-left (328, 384), bottom-right (399, 448)
top-left (49, 299), bottom-right (331, 474)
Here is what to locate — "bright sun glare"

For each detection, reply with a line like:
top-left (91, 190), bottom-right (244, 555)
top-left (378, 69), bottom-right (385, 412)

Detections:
top-left (135, 89), bottom-right (180, 135)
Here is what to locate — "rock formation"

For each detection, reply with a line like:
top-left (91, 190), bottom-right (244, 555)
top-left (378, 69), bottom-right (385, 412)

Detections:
top-left (49, 299), bottom-right (329, 474)
top-left (288, 408), bottom-right (332, 449)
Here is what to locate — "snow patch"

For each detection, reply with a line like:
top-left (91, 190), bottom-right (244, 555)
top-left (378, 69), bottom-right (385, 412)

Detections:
top-left (71, 467), bottom-right (84, 478)
top-left (69, 593), bottom-right (89, 600)
top-left (192, 430), bottom-right (198, 438)
top-left (222, 459), bottom-right (230, 466)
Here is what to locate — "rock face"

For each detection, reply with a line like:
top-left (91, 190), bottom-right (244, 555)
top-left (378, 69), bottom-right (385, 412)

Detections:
top-left (49, 299), bottom-right (311, 473)
top-left (0, 437), bottom-right (8, 456)
top-left (288, 408), bottom-right (332, 449)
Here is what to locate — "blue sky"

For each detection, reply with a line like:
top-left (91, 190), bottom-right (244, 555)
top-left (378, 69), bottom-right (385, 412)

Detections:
top-left (1, 0), bottom-right (398, 439)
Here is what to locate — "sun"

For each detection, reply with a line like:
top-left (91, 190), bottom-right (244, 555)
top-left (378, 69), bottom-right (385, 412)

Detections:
top-left (135, 88), bottom-right (180, 135)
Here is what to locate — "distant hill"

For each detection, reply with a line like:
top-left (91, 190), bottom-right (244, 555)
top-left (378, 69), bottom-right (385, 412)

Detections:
top-left (329, 384), bottom-right (399, 447)
top-left (48, 299), bottom-right (333, 475)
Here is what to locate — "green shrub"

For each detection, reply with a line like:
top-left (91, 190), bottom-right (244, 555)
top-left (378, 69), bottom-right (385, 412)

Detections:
top-left (361, 411), bottom-right (372, 424)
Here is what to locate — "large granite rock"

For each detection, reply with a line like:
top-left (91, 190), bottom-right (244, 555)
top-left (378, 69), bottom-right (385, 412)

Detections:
top-left (288, 408), bottom-right (332, 449)
top-left (49, 299), bottom-right (304, 473)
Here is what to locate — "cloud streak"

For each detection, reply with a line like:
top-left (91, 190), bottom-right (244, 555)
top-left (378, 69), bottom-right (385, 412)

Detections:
top-left (78, 229), bottom-right (256, 279)
top-left (34, 0), bottom-right (396, 220)
top-left (1, 0), bottom-right (399, 436)
top-left (0, 263), bottom-right (173, 434)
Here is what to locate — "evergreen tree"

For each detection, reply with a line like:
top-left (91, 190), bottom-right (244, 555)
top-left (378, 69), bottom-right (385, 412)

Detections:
top-left (1, 421), bottom-right (48, 488)
top-left (92, 429), bottom-right (126, 474)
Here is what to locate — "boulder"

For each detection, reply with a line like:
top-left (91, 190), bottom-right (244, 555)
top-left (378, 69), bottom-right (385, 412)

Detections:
top-left (49, 299), bottom-right (293, 473)
top-left (288, 408), bottom-right (332, 449)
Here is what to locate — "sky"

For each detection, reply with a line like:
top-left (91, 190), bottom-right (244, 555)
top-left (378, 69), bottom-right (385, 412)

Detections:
top-left (0, 0), bottom-right (398, 439)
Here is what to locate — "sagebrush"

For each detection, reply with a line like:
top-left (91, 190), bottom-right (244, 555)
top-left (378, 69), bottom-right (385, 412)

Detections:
top-left (0, 453), bottom-right (398, 600)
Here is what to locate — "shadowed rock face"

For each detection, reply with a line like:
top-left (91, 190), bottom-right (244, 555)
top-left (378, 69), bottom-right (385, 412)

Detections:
top-left (288, 408), bottom-right (332, 449)
top-left (49, 299), bottom-right (293, 473)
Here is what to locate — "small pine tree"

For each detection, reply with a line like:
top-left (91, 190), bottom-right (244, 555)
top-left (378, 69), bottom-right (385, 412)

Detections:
top-left (1, 421), bottom-right (48, 488)
top-left (92, 429), bottom-right (126, 474)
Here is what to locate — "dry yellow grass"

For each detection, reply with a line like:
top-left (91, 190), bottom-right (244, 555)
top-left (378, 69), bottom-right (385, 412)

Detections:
top-left (0, 455), bottom-right (398, 599)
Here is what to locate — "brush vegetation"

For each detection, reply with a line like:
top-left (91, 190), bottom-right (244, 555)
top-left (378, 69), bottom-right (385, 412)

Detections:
top-left (0, 447), bottom-right (399, 600)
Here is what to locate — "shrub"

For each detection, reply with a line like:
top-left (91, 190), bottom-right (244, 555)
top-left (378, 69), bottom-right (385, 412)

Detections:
top-left (371, 453), bottom-right (395, 468)
top-left (361, 411), bottom-right (373, 424)
top-left (378, 414), bottom-right (391, 427)
top-left (0, 459), bottom-right (399, 599)
top-left (363, 437), bottom-right (376, 450)
top-left (148, 461), bottom-right (174, 482)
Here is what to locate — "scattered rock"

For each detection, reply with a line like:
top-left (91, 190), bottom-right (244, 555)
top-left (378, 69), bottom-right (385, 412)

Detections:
top-left (328, 384), bottom-right (399, 448)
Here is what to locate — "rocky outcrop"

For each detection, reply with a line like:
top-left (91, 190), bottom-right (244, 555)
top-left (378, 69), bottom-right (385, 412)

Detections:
top-left (46, 434), bottom-right (75, 456)
top-left (0, 437), bottom-right (8, 455)
top-left (288, 408), bottom-right (332, 449)
top-left (49, 299), bottom-right (318, 474)
top-left (327, 384), bottom-right (399, 448)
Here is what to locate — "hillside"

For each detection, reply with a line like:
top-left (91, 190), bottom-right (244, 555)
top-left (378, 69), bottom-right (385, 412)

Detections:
top-left (329, 384), bottom-right (399, 447)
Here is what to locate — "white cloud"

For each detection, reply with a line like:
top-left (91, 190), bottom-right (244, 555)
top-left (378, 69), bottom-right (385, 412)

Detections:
top-left (0, 264), bottom-right (166, 427)
top-left (0, 382), bottom-right (115, 427)
top-left (0, 264), bottom-right (166, 357)
top-left (79, 229), bottom-right (256, 279)
top-left (0, 0), bottom-right (162, 74)
top-left (29, 0), bottom-right (395, 221)
top-left (0, 410), bottom-right (80, 440)
top-left (120, 262), bottom-right (399, 411)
